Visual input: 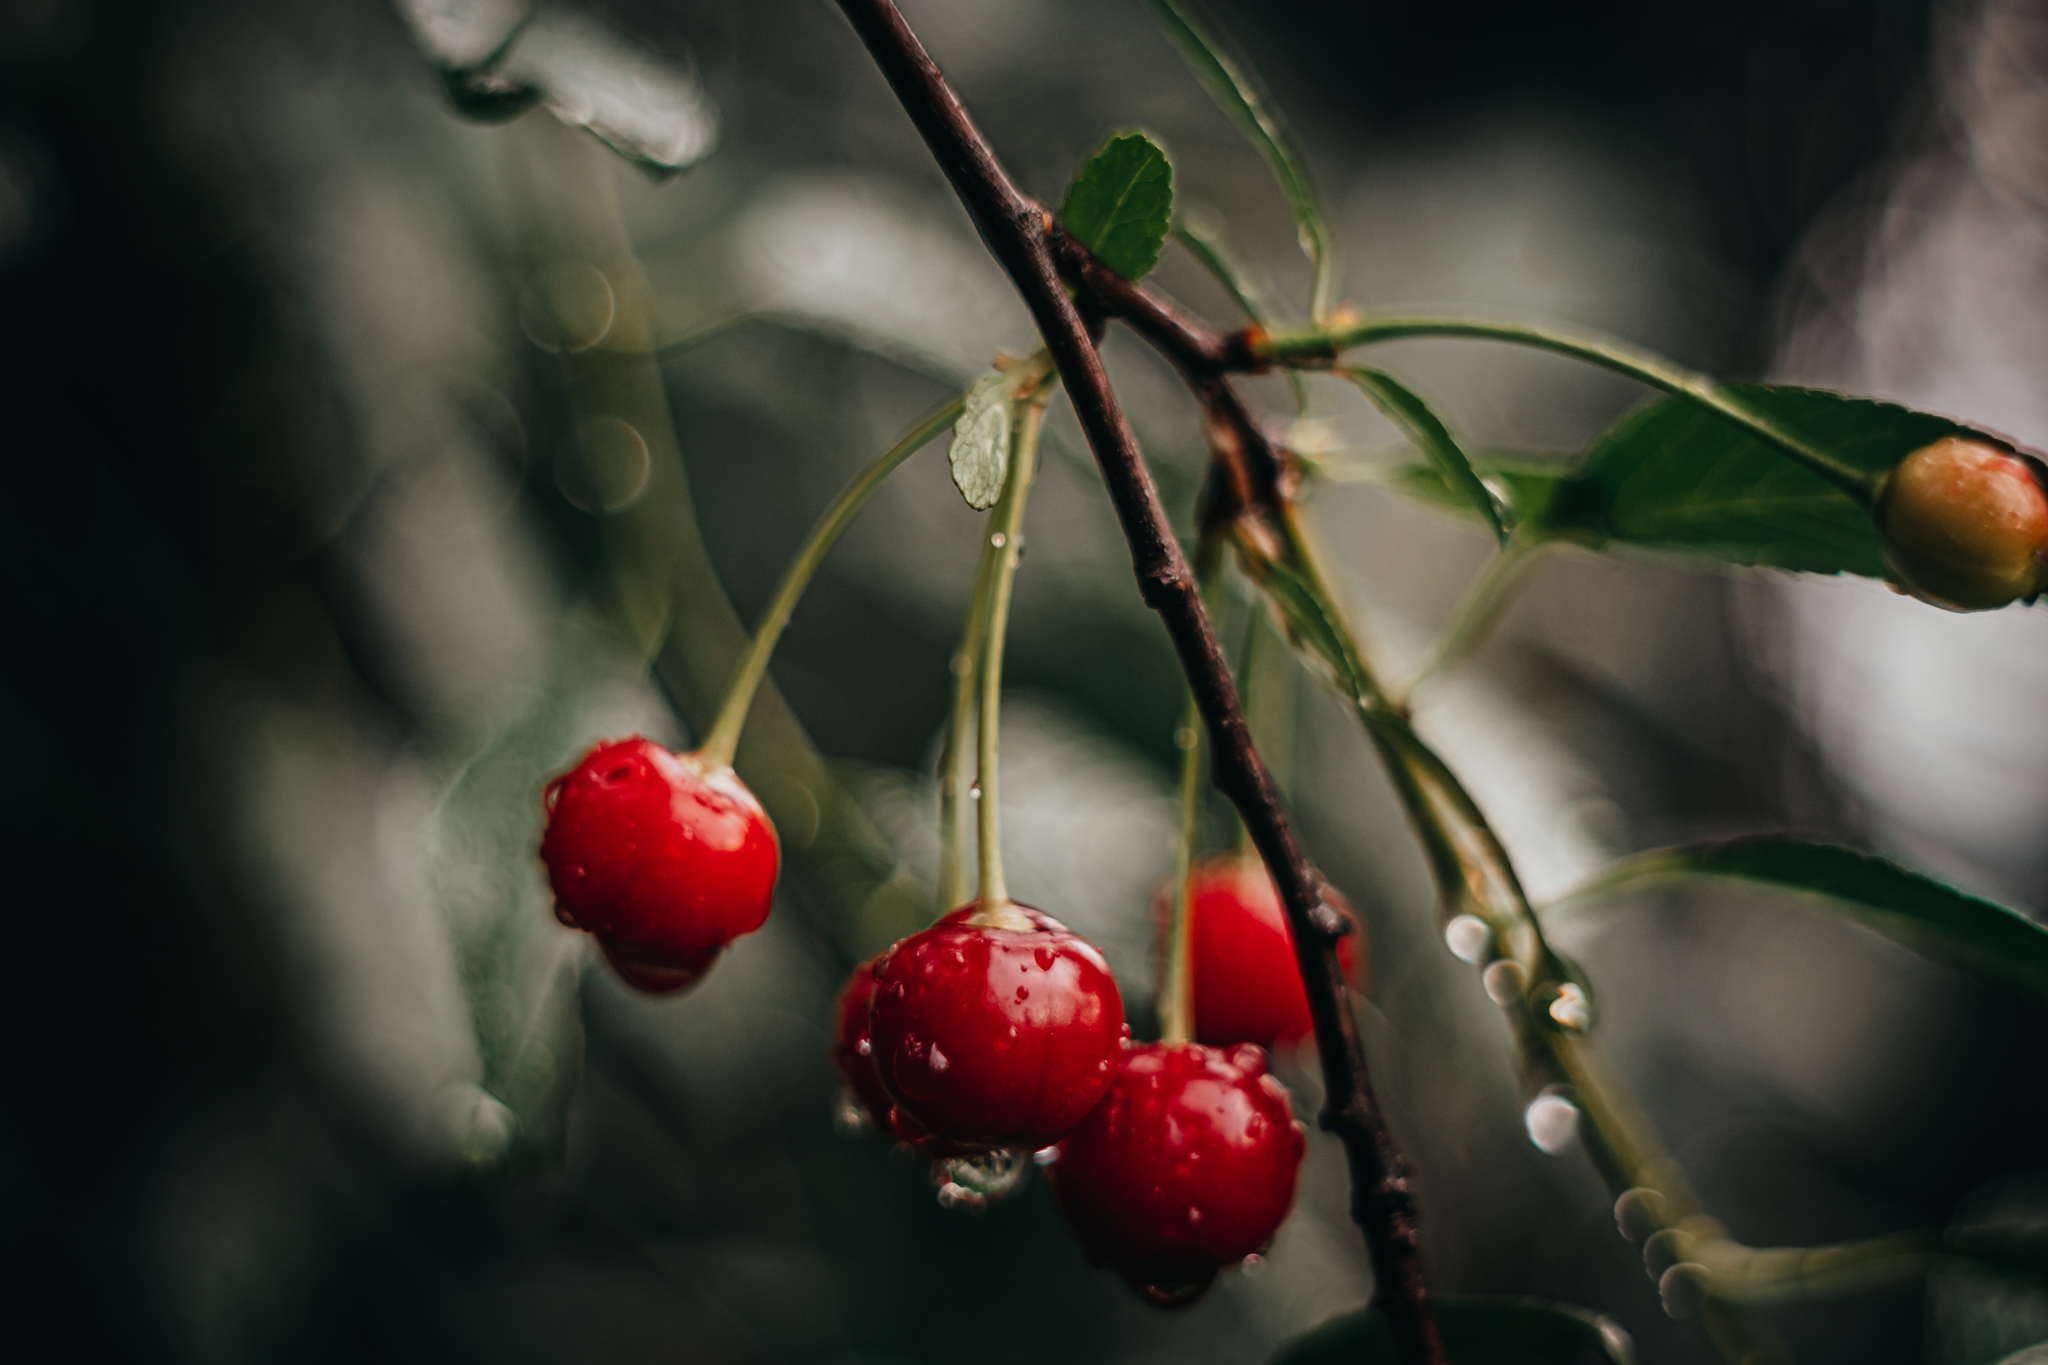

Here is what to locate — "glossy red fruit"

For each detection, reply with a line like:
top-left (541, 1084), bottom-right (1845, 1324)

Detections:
top-left (1049, 1041), bottom-right (1306, 1305)
top-left (1877, 436), bottom-right (2048, 610)
top-left (868, 904), bottom-right (1127, 1151)
top-left (830, 954), bottom-right (895, 1130)
top-left (1156, 856), bottom-right (1361, 1049)
top-left (539, 736), bottom-right (780, 995)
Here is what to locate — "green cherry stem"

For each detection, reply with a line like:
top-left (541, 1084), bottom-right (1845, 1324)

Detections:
top-left (971, 392), bottom-right (1046, 914)
top-left (1259, 315), bottom-right (1881, 504)
top-left (1160, 693), bottom-right (1205, 1046)
top-left (1394, 533), bottom-right (1545, 707)
top-left (697, 393), bottom-right (966, 770)
top-left (935, 506), bottom-right (1002, 911)
top-left (1161, 537), bottom-right (1224, 1044)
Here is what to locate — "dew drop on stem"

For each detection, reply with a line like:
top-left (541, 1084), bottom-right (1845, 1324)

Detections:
top-left (1481, 959), bottom-right (1525, 1005)
top-left (1524, 1092), bottom-right (1579, 1154)
top-left (1443, 914), bottom-right (1490, 963)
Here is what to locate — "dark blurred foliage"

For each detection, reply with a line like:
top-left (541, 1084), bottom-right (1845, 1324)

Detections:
top-left (4, 2), bottom-right (2047, 1364)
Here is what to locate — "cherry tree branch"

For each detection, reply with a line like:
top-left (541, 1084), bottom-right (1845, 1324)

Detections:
top-left (830, 3), bottom-right (1445, 1360)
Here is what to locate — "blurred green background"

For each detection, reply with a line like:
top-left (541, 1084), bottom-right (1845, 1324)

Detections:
top-left (6, 1), bottom-right (2048, 1363)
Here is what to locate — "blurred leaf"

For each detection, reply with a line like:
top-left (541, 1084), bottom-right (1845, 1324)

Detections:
top-left (1359, 456), bottom-right (1570, 529)
top-left (1141, 0), bottom-right (1334, 317)
top-left (397, 0), bottom-right (716, 173)
top-left (1173, 207), bottom-right (1277, 325)
top-left (1548, 385), bottom-right (1980, 575)
top-left (1060, 132), bottom-right (1174, 281)
top-left (1272, 1296), bottom-right (1635, 1365)
top-left (1254, 556), bottom-right (1364, 699)
top-left (427, 623), bottom-right (654, 1162)
top-left (1345, 367), bottom-right (1507, 544)
top-left (1552, 836), bottom-right (2048, 999)
top-left (949, 371), bottom-right (1015, 509)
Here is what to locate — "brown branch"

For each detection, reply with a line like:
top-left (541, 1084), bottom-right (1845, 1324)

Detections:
top-left (831, 4), bottom-right (1445, 1360)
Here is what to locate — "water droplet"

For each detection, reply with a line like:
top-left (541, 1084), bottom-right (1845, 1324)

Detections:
top-left (1548, 981), bottom-right (1591, 1031)
top-left (1013, 986), bottom-right (1029, 1003)
top-left (1184, 1205), bottom-right (1204, 1225)
top-left (854, 1037), bottom-right (871, 1058)
top-left (1034, 946), bottom-right (1057, 971)
top-left (1613, 1187), bottom-right (1665, 1245)
top-left (968, 784), bottom-right (982, 801)
top-left (1657, 1263), bottom-right (1709, 1319)
top-left (990, 531), bottom-right (1007, 548)
top-left (1033, 1145), bottom-right (1061, 1167)
top-left (1173, 726), bottom-right (1198, 751)
top-left (1239, 1253), bottom-right (1266, 1278)
top-left (832, 1088), bottom-right (867, 1139)
top-left (1524, 1092), bottom-right (1579, 1154)
top-left (926, 1044), bottom-right (950, 1075)
top-left (939, 1148), bottom-right (1029, 1201)
top-left (1443, 914), bottom-right (1490, 963)
top-left (1642, 1228), bottom-right (1685, 1279)
top-left (1135, 1280), bottom-right (1211, 1308)
top-left (935, 1181), bottom-right (987, 1214)
top-left (949, 652), bottom-right (973, 677)
top-left (520, 261), bottom-right (615, 353)
top-left (1481, 959), bottom-right (1525, 1005)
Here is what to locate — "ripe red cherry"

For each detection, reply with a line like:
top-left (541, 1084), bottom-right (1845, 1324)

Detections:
top-left (1157, 855), bottom-right (1361, 1049)
top-left (868, 904), bottom-right (1126, 1150)
top-left (1877, 435), bottom-right (2048, 610)
top-left (1049, 1041), bottom-right (1306, 1305)
top-left (830, 954), bottom-right (896, 1131)
top-left (539, 736), bottom-right (780, 995)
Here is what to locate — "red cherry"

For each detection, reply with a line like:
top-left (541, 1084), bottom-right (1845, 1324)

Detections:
top-left (1878, 436), bottom-right (2048, 610)
top-left (1050, 1041), bottom-right (1306, 1305)
top-left (1156, 855), bottom-right (1361, 1049)
top-left (868, 904), bottom-right (1127, 1150)
top-left (539, 736), bottom-right (780, 995)
top-left (830, 954), bottom-right (896, 1130)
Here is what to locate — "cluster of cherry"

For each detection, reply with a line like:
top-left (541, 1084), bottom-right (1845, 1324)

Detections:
top-left (539, 734), bottom-right (1358, 1304)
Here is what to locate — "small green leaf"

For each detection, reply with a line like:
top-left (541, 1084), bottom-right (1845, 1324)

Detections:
top-left (1546, 385), bottom-right (1986, 576)
top-left (949, 371), bottom-right (1014, 510)
top-left (1346, 367), bottom-right (1508, 544)
top-left (1550, 836), bottom-right (2048, 1000)
top-left (1255, 557), bottom-right (1366, 700)
top-left (1272, 1296), bottom-right (1635, 1365)
top-left (1061, 132), bottom-right (1174, 281)
top-left (1141, 0), bottom-right (1334, 318)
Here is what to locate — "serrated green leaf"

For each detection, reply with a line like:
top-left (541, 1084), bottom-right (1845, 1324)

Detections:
top-left (949, 372), bottom-right (1014, 509)
top-left (1346, 367), bottom-right (1508, 544)
top-left (1550, 836), bottom-right (2048, 1000)
top-left (1272, 1296), bottom-right (1635, 1365)
top-left (1061, 132), bottom-right (1174, 281)
top-left (1539, 385), bottom-right (1986, 576)
top-left (1141, 0), bottom-right (1334, 318)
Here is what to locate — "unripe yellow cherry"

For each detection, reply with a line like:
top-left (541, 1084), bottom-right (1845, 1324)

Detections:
top-left (1875, 436), bottom-right (2048, 611)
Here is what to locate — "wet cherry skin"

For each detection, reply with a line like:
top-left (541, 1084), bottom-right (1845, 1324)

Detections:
top-left (539, 737), bottom-right (780, 995)
top-left (1157, 855), bottom-right (1361, 1049)
top-left (830, 953), bottom-right (896, 1130)
top-left (1878, 436), bottom-right (2048, 610)
top-left (1049, 1041), bottom-right (1306, 1304)
top-left (868, 904), bottom-right (1127, 1151)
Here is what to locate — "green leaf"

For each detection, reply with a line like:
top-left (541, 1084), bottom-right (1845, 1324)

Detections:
top-left (1141, 0), bottom-right (1334, 318)
top-left (1549, 836), bottom-right (2048, 1000)
top-left (1355, 455), bottom-right (1570, 529)
top-left (1272, 1297), bottom-right (1635, 1365)
top-left (1061, 132), bottom-right (1174, 281)
top-left (949, 371), bottom-right (1014, 509)
top-left (1346, 367), bottom-right (1508, 544)
top-left (1256, 556), bottom-right (1366, 700)
top-left (1544, 385), bottom-right (1985, 576)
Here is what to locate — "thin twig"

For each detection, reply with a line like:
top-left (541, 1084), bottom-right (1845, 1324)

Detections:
top-left (830, 3), bottom-right (1446, 1360)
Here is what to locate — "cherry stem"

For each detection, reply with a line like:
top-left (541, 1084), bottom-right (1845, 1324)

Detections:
top-left (698, 394), bottom-right (966, 770)
top-left (1160, 691), bottom-right (1205, 1046)
top-left (936, 510), bottom-right (1002, 911)
top-left (1392, 533), bottom-right (1543, 707)
top-left (972, 394), bottom-right (1045, 914)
